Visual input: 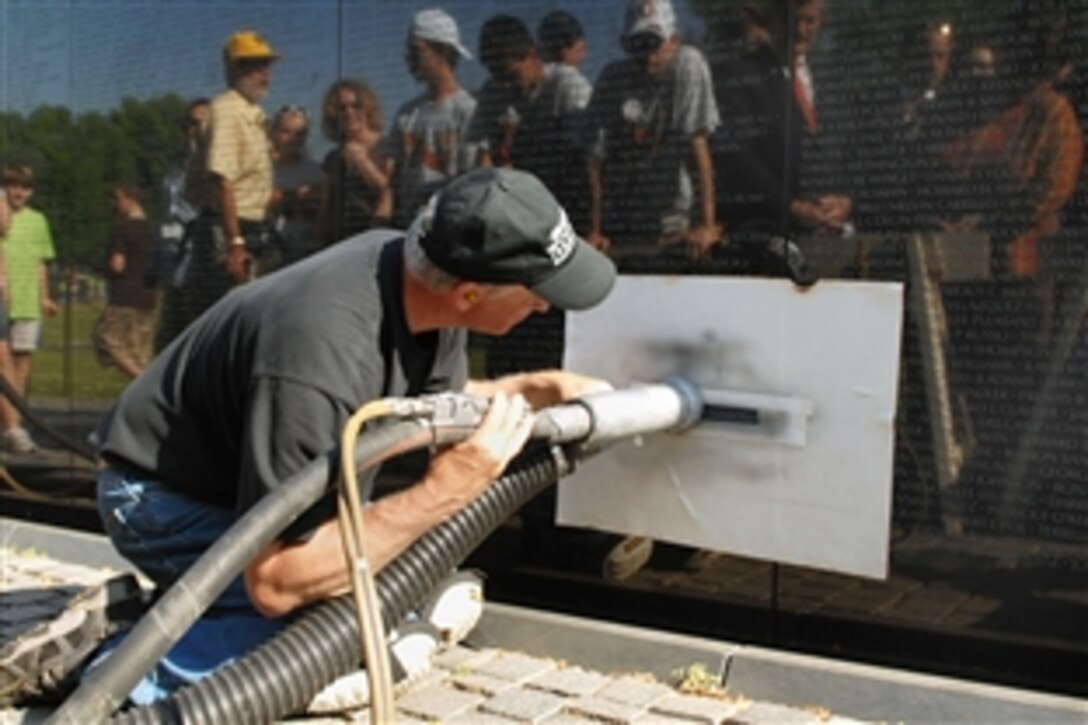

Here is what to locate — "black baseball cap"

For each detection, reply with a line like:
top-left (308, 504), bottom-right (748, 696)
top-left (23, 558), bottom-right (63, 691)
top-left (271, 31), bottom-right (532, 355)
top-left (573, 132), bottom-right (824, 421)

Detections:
top-left (417, 168), bottom-right (616, 311)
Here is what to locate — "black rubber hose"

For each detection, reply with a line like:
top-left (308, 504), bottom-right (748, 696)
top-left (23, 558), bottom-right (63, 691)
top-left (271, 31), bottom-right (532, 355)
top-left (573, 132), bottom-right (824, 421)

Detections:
top-left (113, 445), bottom-right (569, 725)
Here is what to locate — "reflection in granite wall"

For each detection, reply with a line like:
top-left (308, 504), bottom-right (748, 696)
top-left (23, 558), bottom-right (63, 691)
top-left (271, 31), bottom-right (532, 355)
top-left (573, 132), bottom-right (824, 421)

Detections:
top-left (1, 0), bottom-right (1084, 694)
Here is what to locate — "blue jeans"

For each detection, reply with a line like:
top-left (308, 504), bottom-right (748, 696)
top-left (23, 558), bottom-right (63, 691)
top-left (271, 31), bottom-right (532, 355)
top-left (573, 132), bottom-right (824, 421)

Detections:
top-left (92, 467), bottom-right (285, 704)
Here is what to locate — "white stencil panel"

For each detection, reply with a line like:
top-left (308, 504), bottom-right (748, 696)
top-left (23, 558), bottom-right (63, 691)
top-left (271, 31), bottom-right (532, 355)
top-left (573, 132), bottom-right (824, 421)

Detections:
top-left (561, 276), bottom-right (904, 579)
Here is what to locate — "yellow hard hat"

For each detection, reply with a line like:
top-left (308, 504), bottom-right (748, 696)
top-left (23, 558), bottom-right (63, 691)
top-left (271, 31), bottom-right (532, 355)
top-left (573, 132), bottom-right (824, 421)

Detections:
top-left (223, 30), bottom-right (281, 62)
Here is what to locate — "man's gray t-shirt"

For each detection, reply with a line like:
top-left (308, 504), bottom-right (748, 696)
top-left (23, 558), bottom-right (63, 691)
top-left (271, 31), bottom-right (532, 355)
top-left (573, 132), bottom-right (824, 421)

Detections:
top-left (97, 232), bottom-right (467, 537)
top-left (583, 45), bottom-right (720, 244)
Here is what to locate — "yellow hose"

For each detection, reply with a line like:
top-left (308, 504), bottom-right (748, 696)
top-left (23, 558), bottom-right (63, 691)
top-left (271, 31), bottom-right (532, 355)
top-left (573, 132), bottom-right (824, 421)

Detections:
top-left (338, 399), bottom-right (397, 723)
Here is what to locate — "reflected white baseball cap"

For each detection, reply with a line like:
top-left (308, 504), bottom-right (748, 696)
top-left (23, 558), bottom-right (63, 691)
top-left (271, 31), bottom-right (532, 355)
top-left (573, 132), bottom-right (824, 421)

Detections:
top-left (410, 8), bottom-right (473, 59)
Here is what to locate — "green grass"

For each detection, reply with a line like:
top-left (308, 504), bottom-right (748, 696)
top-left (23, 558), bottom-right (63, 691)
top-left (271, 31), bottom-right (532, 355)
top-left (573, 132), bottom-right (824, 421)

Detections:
top-left (35, 302), bottom-right (131, 402)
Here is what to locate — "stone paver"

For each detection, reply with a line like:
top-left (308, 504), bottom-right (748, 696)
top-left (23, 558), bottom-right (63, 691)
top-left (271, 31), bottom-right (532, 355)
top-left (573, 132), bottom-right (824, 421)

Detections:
top-left (445, 710), bottom-right (520, 723)
top-left (539, 714), bottom-right (602, 725)
top-left (481, 686), bottom-right (568, 723)
top-left (650, 692), bottom-right (746, 723)
top-left (448, 671), bottom-right (519, 697)
top-left (395, 683), bottom-right (484, 721)
top-left (564, 694), bottom-right (646, 723)
top-left (596, 674), bottom-right (675, 708)
top-left (527, 667), bottom-right (611, 697)
top-left (473, 651), bottom-right (558, 683)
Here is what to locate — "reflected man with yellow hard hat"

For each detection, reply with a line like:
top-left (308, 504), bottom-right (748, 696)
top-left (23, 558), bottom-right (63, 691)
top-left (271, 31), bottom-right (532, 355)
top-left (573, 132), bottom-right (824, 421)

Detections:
top-left (184, 31), bottom-right (281, 324)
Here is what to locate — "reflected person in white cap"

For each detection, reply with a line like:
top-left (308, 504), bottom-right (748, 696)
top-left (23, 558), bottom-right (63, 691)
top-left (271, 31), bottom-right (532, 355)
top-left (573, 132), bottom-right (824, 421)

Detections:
top-left (390, 8), bottom-right (479, 228)
top-left (582, 0), bottom-right (723, 262)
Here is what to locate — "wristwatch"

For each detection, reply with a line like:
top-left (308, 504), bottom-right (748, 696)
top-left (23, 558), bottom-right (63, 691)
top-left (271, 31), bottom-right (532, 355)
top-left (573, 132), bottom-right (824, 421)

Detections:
top-left (230, 235), bottom-right (246, 248)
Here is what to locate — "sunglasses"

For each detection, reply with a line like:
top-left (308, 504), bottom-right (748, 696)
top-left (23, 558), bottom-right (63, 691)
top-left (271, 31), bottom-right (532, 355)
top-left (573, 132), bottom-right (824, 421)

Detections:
top-left (236, 58), bottom-right (273, 72)
top-left (278, 103), bottom-right (309, 119)
top-left (622, 32), bottom-right (664, 58)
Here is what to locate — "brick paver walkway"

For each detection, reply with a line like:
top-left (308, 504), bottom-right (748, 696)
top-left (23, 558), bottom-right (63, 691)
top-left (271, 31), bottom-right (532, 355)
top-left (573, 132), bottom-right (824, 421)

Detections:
top-left (1, 547), bottom-right (865, 724)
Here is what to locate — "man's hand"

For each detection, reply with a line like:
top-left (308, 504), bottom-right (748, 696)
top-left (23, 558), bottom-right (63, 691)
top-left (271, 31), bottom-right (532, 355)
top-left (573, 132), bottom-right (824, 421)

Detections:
top-left (467, 371), bottom-right (613, 410)
top-left (1008, 232), bottom-right (1040, 279)
top-left (685, 222), bottom-right (723, 259)
top-left (790, 199), bottom-right (827, 228)
top-left (342, 140), bottom-right (370, 166)
top-left (227, 244), bottom-right (253, 283)
top-left (425, 392), bottom-right (535, 509)
top-left (817, 195), bottom-right (853, 230)
top-left (940, 213), bottom-right (983, 234)
top-left (790, 196), bottom-right (853, 234)
top-left (42, 297), bottom-right (60, 316)
top-left (545, 371), bottom-right (612, 403)
top-left (585, 229), bottom-right (612, 254)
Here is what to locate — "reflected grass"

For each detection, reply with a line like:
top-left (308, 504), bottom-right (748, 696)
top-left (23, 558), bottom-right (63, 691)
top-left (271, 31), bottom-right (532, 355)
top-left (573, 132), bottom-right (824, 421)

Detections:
top-left (35, 302), bottom-right (130, 402)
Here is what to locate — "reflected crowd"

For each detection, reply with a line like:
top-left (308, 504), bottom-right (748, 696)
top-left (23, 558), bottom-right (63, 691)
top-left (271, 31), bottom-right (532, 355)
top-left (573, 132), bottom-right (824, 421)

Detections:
top-left (0, 0), bottom-right (1084, 546)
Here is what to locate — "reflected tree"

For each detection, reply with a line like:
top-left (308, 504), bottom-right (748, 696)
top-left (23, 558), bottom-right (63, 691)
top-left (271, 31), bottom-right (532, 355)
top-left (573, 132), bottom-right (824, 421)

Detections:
top-left (0, 93), bottom-right (188, 268)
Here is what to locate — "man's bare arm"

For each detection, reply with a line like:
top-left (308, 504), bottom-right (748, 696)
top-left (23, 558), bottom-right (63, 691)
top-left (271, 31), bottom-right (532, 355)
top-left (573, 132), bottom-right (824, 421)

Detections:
top-left (244, 391), bottom-right (534, 617)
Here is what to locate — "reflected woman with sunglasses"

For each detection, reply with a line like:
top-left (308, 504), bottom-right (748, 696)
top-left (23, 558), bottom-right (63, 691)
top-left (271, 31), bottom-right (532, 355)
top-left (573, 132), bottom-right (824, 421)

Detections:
top-left (316, 79), bottom-right (394, 246)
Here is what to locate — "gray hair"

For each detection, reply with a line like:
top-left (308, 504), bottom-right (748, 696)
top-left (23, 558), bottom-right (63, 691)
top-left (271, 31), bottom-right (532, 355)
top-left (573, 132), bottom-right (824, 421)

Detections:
top-left (403, 195), bottom-right (462, 292)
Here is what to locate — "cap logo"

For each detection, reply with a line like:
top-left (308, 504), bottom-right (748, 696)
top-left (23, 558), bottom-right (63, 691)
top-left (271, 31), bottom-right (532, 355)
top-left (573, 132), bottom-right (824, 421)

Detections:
top-left (641, 0), bottom-right (657, 19)
top-left (546, 209), bottom-right (577, 267)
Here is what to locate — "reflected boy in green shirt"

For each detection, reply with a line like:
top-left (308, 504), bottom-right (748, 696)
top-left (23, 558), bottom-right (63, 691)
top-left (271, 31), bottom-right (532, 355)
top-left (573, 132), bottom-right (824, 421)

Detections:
top-left (2, 164), bottom-right (58, 452)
